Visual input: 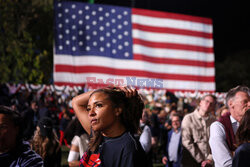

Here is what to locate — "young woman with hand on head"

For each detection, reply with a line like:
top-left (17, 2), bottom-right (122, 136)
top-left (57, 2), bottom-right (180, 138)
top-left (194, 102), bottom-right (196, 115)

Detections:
top-left (72, 86), bottom-right (147, 167)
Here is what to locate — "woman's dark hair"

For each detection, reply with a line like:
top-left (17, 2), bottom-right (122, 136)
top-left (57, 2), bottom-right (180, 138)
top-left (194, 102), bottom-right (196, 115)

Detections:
top-left (236, 109), bottom-right (250, 146)
top-left (87, 87), bottom-right (144, 153)
top-left (0, 105), bottom-right (23, 142)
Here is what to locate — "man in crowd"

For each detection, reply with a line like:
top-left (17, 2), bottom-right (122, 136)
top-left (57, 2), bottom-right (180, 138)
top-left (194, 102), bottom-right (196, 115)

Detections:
top-left (181, 94), bottom-right (216, 167)
top-left (162, 114), bottom-right (182, 167)
top-left (209, 86), bottom-right (250, 167)
top-left (0, 105), bottom-right (43, 166)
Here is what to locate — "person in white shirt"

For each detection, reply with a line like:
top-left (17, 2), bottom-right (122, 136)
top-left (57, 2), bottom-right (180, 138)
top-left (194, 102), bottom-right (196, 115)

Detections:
top-left (209, 86), bottom-right (250, 167)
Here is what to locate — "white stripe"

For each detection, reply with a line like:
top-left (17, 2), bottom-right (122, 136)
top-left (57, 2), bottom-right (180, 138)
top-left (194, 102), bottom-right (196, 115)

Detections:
top-left (132, 15), bottom-right (213, 33)
top-left (132, 29), bottom-right (213, 47)
top-left (53, 73), bottom-right (215, 91)
top-left (54, 55), bottom-right (215, 76)
top-left (133, 44), bottom-right (214, 62)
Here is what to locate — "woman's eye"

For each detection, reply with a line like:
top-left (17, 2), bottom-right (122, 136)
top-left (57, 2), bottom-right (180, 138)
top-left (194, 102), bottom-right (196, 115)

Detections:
top-left (96, 103), bottom-right (103, 107)
top-left (86, 108), bottom-right (91, 112)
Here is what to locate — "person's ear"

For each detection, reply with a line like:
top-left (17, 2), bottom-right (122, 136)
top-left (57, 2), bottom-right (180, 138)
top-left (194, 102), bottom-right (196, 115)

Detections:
top-left (115, 107), bottom-right (122, 116)
top-left (228, 99), bottom-right (233, 108)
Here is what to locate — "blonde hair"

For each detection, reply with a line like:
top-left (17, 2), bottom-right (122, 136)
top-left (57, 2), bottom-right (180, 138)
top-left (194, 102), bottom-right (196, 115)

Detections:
top-left (30, 127), bottom-right (60, 160)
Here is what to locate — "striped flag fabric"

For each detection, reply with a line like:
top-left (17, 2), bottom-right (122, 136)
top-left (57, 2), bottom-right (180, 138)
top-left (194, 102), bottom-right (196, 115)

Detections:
top-left (54, 1), bottom-right (215, 92)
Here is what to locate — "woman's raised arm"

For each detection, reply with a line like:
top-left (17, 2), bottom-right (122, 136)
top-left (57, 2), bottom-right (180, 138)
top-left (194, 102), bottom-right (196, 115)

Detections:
top-left (71, 91), bottom-right (93, 134)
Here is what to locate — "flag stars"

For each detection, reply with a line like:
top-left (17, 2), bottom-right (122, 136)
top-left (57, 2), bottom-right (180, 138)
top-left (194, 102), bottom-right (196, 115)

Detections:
top-left (106, 32), bottom-right (111, 37)
top-left (66, 40), bottom-right (70, 45)
top-left (93, 31), bottom-right (97, 36)
top-left (65, 19), bottom-right (69, 23)
top-left (78, 10), bottom-right (83, 15)
top-left (86, 35), bottom-right (90, 40)
top-left (92, 11), bottom-right (96, 16)
top-left (111, 9), bottom-right (116, 13)
top-left (93, 41), bottom-right (97, 46)
top-left (123, 11), bottom-right (128, 15)
top-left (92, 20), bottom-right (97, 25)
top-left (72, 36), bottom-right (76, 40)
top-left (65, 8), bottom-right (69, 13)
top-left (79, 41), bottom-right (83, 46)
top-left (99, 16), bottom-right (104, 21)
top-left (86, 46), bottom-right (90, 51)
top-left (124, 52), bottom-right (129, 57)
top-left (85, 25), bottom-right (90, 30)
top-left (124, 41), bottom-right (129, 46)
top-left (58, 24), bottom-right (63, 28)
top-left (59, 34), bottom-right (63, 39)
top-left (117, 15), bottom-right (122, 19)
top-left (100, 36), bottom-right (104, 41)
top-left (79, 30), bottom-right (83, 35)
top-left (112, 29), bottom-right (116, 33)
top-left (72, 25), bottom-right (76, 30)
top-left (118, 34), bottom-right (123, 39)
top-left (106, 43), bottom-right (111, 47)
top-left (123, 21), bottom-right (128, 26)
top-left (99, 26), bottom-right (104, 31)
top-left (71, 4), bottom-right (76, 9)
top-left (118, 45), bottom-right (123, 50)
top-left (79, 20), bottom-right (83, 25)
top-left (117, 25), bottom-right (122, 29)
top-left (85, 15), bottom-right (90, 20)
top-left (112, 49), bottom-right (117, 54)
top-left (59, 45), bottom-right (63, 50)
top-left (85, 6), bottom-right (90, 10)
top-left (105, 13), bottom-right (110, 17)
top-left (72, 46), bottom-right (76, 51)
top-left (98, 7), bottom-right (103, 12)
top-left (65, 29), bottom-right (70, 34)
top-left (106, 22), bottom-right (110, 27)
top-left (112, 39), bottom-right (117, 43)
top-left (124, 31), bottom-right (129, 36)
top-left (100, 47), bottom-right (104, 52)
top-left (111, 19), bottom-right (116, 23)
top-left (57, 3), bottom-right (62, 7)
top-left (72, 15), bottom-right (76, 19)
top-left (58, 13), bottom-right (62, 17)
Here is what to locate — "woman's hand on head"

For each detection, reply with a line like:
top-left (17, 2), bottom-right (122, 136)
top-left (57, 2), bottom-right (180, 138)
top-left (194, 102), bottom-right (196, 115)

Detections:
top-left (117, 86), bottom-right (137, 98)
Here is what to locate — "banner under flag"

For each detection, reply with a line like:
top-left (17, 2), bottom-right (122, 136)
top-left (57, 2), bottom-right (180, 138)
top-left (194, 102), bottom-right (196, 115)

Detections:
top-left (54, 1), bottom-right (215, 92)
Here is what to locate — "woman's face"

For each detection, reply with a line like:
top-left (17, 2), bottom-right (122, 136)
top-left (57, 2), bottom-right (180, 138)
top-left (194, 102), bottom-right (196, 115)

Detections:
top-left (87, 92), bottom-right (120, 133)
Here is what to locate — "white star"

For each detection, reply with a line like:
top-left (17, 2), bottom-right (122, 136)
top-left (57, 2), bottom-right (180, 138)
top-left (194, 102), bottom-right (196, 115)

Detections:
top-left (79, 31), bottom-right (83, 35)
top-left (93, 31), bottom-right (97, 36)
top-left (118, 45), bottom-right (123, 50)
top-left (86, 46), bottom-right (90, 51)
top-left (111, 9), bottom-right (116, 13)
top-left (99, 16), bottom-right (104, 21)
top-left (65, 9), bottom-right (69, 13)
top-left (58, 13), bottom-right (62, 17)
top-left (117, 25), bottom-right (122, 29)
top-left (112, 49), bottom-right (117, 54)
top-left (86, 25), bottom-right (90, 30)
top-left (78, 10), bottom-right (83, 14)
top-left (92, 21), bottom-right (97, 25)
top-left (105, 13), bottom-right (110, 17)
top-left (92, 11), bottom-right (96, 16)
top-left (72, 25), bottom-right (76, 30)
top-left (123, 11), bottom-right (128, 15)
top-left (112, 29), bottom-right (116, 33)
top-left (57, 3), bottom-right (62, 7)
top-left (99, 26), bottom-right (104, 31)
top-left (72, 36), bottom-right (76, 40)
top-left (117, 15), bottom-right (122, 19)
top-left (66, 40), bottom-right (70, 45)
top-left (59, 45), bottom-right (63, 50)
top-left (72, 15), bottom-right (76, 19)
top-left (85, 15), bottom-right (90, 20)
top-left (79, 20), bottom-right (83, 25)
top-left (112, 39), bottom-right (117, 43)
top-left (85, 6), bottom-right (89, 10)
top-left (106, 32), bottom-right (111, 37)
top-left (100, 36), bottom-right (104, 41)
top-left (98, 7), bottom-right (103, 11)
top-left (72, 4), bottom-right (76, 9)
top-left (106, 22), bottom-right (110, 27)
top-left (93, 41), bottom-right (97, 46)
top-left (79, 41), bottom-right (83, 46)
top-left (124, 52), bottom-right (129, 57)
top-left (124, 41), bottom-right (129, 46)
top-left (65, 29), bottom-right (70, 34)
top-left (123, 21), bottom-right (128, 26)
top-left (59, 34), bottom-right (63, 39)
top-left (111, 19), bottom-right (116, 23)
top-left (100, 47), bottom-right (104, 52)
top-left (124, 31), bottom-right (129, 36)
top-left (65, 19), bottom-right (69, 23)
top-left (118, 34), bottom-right (123, 39)
top-left (58, 24), bottom-right (63, 28)
top-left (86, 35), bottom-right (91, 40)
top-left (72, 47), bottom-right (76, 51)
top-left (106, 43), bottom-right (111, 47)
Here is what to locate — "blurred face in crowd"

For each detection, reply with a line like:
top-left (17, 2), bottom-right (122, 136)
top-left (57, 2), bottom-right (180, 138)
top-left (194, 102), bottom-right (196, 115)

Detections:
top-left (31, 102), bottom-right (38, 112)
top-left (228, 91), bottom-right (250, 122)
top-left (199, 95), bottom-right (216, 116)
top-left (87, 92), bottom-right (122, 136)
top-left (0, 114), bottom-right (19, 153)
top-left (171, 115), bottom-right (181, 131)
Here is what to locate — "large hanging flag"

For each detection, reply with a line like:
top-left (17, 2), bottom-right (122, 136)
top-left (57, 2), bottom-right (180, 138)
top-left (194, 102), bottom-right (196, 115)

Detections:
top-left (54, 1), bottom-right (215, 92)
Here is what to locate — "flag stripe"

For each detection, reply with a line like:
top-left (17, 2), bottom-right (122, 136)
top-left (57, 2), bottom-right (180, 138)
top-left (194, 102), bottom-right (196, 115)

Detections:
top-left (53, 73), bottom-right (215, 91)
top-left (132, 29), bottom-right (213, 47)
top-left (133, 45), bottom-right (214, 62)
top-left (132, 23), bottom-right (213, 39)
top-left (133, 54), bottom-right (214, 67)
top-left (55, 65), bottom-right (214, 82)
top-left (54, 55), bottom-right (215, 76)
top-left (133, 39), bottom-right (214, 53)
top-left (132, 8), bottom-right (213, 25)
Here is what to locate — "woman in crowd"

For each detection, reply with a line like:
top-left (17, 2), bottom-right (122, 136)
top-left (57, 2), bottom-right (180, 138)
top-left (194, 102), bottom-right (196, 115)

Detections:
top-left (66, 118), bottom-right (89, 167)
top-left (72, 86), bottom-right (147, 167)
top-left (233, 109), bottom-right (250, 167)
top-left (30, 117), bottom-right (61, 167)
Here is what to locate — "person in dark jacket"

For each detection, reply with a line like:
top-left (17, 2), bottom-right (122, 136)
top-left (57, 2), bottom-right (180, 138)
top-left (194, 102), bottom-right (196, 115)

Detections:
top-left (0, 105), bottom-right (43, 167)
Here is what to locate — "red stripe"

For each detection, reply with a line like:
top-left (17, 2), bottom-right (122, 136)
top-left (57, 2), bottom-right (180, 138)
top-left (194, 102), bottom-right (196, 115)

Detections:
top-left (133, 38), bottom-right (213, 53)
top-left (54, 82), bottom-right (214, 93)
top-left (132, 8), bottom-right (212, 24)
top-left (132, 23), bottom-right (213, 39)
top-left (133, 54), bottom-right (214, 67)
top-left (55, 65), bottom-right (215, 82)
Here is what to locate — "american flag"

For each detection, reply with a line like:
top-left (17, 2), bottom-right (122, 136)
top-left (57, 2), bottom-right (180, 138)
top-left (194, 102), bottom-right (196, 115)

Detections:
top-left (54, 1), bottom-right (215, 92)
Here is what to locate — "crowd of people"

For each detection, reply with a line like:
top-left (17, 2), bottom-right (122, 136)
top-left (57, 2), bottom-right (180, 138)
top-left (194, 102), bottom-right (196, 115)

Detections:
top-left (0, 83), bottom-right (249, 167)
